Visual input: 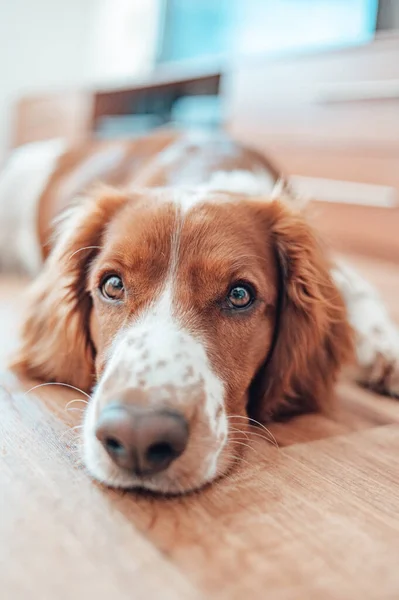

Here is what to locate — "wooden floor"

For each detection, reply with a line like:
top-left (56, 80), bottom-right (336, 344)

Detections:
top-left (0, 255), bottom-right (398, 600)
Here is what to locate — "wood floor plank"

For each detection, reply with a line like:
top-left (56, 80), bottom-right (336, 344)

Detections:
top-left (0, 385), bottom-right (199, 600)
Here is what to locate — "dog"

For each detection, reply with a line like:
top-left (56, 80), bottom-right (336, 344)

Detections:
top-left (1, 129), bottom-right (398, 494)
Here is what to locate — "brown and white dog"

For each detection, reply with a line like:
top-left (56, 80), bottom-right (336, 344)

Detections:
top-left (1, 129), bottom-right (398, 494)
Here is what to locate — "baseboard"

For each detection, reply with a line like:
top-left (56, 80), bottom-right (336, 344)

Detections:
top-left (290, 175), bottom-right (398, 208)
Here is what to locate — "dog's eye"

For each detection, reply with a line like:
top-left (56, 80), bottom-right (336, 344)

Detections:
top-left (227, 284), bottom-right (255, 309)
top-left (100, 275), bottom-right (124, 301)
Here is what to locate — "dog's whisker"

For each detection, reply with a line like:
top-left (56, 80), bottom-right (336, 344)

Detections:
top-left (69, 246), bottom-right (101, 260)
top-left (65, 399), bottom-right (89, 414)
top-left (228, 427), bottom-right (276, 447)
top-left (228, 426), bottom-right (250, 440)
top-left (60, 426), bottom-right (83, 437)
top-left (230, 429), bottom-right (278, 446)
top-left (65, 398), bottom-right (89, 409)
top-left (25, 382), bottom-right (91, 400)
top-left (228, 435), bottom-right (251, 445)
top-left (227, 415), bottom-right (279, 449)
top-left (249, 431), bottom-right (278, 446)
top-left (226, 415), bottom-right (249, 420)
top-left (229, 440), bottom-right (257, 453)
top-left (65, 398), bottom-right (89, 412)
top-left (247, 421), bottom-right (279, 449)
top-left (59, 425), bottom-right (83, 441)
top-left (228, 435), bottom-right (263, 446)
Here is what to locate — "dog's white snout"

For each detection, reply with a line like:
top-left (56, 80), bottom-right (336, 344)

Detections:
top-left (83, 290), bottom-right (227, 491)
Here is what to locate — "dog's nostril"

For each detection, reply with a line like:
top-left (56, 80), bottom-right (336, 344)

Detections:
top-left (104, 436), bottom-right (125, 455)
top-left (146, 441), bottom-right (176, 465)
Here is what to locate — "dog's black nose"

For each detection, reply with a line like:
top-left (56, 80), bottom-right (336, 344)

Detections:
top-left (95, 404), bottom-right (189, 476)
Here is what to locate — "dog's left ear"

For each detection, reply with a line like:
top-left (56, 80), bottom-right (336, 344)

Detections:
top-left (249, 200), bottom-right (353, 422)
top-left (11, 187), bottom-right (129, 392)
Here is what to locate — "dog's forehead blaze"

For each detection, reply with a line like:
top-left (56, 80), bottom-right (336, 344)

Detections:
top-left (101, 192), bottom-right (276, 283)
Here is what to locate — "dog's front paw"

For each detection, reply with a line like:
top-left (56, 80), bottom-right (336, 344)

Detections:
top-left (355, 318), bottom-right (399, 398)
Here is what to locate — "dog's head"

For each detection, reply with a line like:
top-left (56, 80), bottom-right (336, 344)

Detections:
top-left (13, 187), bottom-right (352, 493)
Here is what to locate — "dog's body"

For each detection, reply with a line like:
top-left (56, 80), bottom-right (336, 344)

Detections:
top-left (1, 129), bottom-right (398, 494)
top-left (0, 130), bottom-right (294, 273)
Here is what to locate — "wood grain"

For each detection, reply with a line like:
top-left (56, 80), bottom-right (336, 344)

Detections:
top-left (0, 254), bottom-right (398, 599)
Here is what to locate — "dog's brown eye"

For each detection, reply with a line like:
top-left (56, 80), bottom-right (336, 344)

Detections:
top-left (227, 284), bottom-right (254, 309)
top-left (100, 275), bottom-right (124, 301)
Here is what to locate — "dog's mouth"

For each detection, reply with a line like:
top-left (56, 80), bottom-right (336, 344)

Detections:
top-left (83, 439), bottom-right (235, 496)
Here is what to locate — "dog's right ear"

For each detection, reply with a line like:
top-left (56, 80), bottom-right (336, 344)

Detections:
top-left (248, 200), bottom-right (354, 422)
top-left (11, 187), bottom-right (129, 392)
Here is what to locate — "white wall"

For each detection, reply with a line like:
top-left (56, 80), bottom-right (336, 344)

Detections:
top-left (0, 0), bottom-right (160, 157)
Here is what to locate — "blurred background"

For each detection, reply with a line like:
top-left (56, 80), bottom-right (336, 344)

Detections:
top-left (0, 0), bottom-right (398, 259)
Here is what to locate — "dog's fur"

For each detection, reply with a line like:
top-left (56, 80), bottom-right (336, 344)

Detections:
top-left (1, 130), bottom-right (398, 494)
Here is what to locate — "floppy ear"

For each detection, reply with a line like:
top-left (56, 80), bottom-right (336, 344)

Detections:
top-left (11, 187), bottom-right (128, 392)
top-left (249, 200), bottom-right (353, 422)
